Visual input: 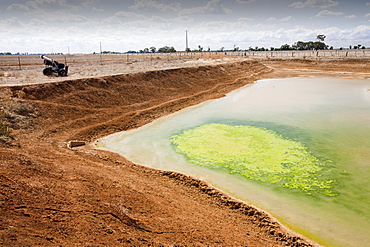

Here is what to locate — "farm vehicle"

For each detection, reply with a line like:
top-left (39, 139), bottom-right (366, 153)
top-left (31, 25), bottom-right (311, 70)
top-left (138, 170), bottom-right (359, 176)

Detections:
top-left (41, 55), bottom-right (68, 77)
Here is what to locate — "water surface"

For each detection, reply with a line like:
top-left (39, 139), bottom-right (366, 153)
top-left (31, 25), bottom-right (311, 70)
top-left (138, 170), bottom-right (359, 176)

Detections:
top-left (97, 78), bottom-right (370, 247)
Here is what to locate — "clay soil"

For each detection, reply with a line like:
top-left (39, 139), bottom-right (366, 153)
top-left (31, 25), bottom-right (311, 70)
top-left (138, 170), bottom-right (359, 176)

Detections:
top-left (1, 58), bottom-right (369, 246)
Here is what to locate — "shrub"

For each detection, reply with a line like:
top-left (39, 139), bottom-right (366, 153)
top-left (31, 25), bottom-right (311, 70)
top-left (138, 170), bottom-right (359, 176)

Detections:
top-left (9, 101), bottom-right (35, 116)
top-left (0, 108), bottom-right (11, 137)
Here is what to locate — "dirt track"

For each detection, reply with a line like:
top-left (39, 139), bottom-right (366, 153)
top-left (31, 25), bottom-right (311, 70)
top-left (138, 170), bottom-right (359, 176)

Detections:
top-left (1, 58), bottom-right (369, 246)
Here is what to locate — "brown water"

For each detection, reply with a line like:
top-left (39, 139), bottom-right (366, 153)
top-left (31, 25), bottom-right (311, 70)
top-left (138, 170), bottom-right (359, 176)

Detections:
top-left (97, 78), bottom-right (370, 247)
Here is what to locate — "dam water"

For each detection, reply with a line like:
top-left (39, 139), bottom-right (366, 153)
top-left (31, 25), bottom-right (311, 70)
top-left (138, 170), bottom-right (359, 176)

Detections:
top-left (96, 78), bottom-right (370, 247)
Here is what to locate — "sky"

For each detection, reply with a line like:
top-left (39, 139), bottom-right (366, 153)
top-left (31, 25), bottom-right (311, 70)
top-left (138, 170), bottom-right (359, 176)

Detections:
top-left (1, 0), bottom-right (370, 54)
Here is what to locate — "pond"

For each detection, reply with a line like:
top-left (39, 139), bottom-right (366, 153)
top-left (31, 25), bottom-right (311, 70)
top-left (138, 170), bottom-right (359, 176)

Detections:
top-left (96, 77), bottom-right (370, 247)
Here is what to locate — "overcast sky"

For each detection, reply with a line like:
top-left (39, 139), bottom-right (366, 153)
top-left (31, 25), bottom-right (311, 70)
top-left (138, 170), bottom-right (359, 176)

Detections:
top-left (1, 0), bottom-right (370, 54)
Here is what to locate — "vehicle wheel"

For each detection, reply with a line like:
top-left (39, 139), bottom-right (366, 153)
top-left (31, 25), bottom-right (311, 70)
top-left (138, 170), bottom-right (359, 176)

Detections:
top-left (59, 70), bottom-right (67, 77)
top-left (43, 68), bottom-right (53, 76)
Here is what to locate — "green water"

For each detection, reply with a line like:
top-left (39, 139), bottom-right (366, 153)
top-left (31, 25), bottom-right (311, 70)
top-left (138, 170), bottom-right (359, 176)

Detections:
top-left (97, 78), bottom-right (370, 247)
top-left (170, 123), bottom-right (336, 196)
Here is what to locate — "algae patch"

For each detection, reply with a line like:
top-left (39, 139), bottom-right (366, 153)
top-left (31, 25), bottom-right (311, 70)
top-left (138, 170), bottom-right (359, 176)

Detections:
top-left (170, 123), bottom-right (336, 196)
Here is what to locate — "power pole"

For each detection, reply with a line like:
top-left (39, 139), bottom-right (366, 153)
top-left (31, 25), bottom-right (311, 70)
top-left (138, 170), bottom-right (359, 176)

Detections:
top-left (185, 30), bottom-right (189, 52)
top-left (100, 42), bottom-right (103, 65)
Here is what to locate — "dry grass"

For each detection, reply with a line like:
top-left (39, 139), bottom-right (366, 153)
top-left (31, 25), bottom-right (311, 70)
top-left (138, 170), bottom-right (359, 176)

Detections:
top-left (0, 88), bottom-right (36, 138)
top-left (2, 50), bottom-right (369, 87)
top-left (0, 53), bottom-right (245, 86)
top-left (9, 101), bottom-right (36, 116)
top-left (0, 109), bottom-right (10, 137)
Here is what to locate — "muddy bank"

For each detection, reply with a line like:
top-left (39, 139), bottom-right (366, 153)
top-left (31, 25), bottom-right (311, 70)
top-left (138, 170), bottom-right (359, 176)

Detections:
top-left (2, 59), bottom-right (368, 246)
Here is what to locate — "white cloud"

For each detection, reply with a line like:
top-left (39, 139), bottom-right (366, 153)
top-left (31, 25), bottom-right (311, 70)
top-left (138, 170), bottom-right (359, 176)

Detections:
top-left (2, 21), bottom-right (370, 53)
top-left (290, 0), bottom-right (339, 9)
top-left (129, 0), bottom-right (181, 12)
top-left (5, 0), bottom-right (100, 21)
top-left (180, 0), bottom-right (232, 16)
top-left (289, 2), bottom-right (306, 8)
top-left (102, 11), bottom-right (146, 25)
top-left (1, 0), bottom-right (370, 53)
top-left (267, 16), bottom-right (294, 22)
top-left (92, 7), bottom-right (104, 12)
top-left (174, 16), bottom-right (194, 23)
top-left (316, 10), bottom-right (344, 17)
top-left (114, 11), bottom-right (145, 19)
top-left (7, 4), bottom-right (30, 11)
top-left (32, 10), bottom-right (91, 23)
top-left (238, 17), bottom-right (254, 22)
top-left (7, 0), bottom-right (99, 13)
top-left (0, 17), bottom-right (25, 28)
top-left (236, 0), bottom-right (256, 3)
top-left (280, 16), bottom-right (295, 22)
top-left (29, 18), bottom-right (47, 26)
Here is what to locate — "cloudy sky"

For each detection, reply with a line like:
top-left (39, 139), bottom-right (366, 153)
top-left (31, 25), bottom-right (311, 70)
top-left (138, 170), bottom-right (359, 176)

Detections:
top-left (1, 0), bottom-right (370, 54)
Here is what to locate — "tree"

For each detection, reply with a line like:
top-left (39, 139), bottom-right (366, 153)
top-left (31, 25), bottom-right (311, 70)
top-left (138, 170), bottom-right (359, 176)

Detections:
top-left (158, 46), bottom-right (176, 53)
top-left (313, 41), bottom-right (328, 50)
top-left (139, 48), bottom-right (150, 53)
top-left (150, 46), bottom-right (156, 53)
top-left (280, 44), bottom-right (292, 50)
top-left (198, 45), bottom-right (203, 52)
top-left (317, 34), bottom-right (326, 42)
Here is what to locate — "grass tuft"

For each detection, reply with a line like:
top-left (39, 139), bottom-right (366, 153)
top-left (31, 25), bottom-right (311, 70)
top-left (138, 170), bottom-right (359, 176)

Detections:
top-left (0, 108), bottom-right (11, 137)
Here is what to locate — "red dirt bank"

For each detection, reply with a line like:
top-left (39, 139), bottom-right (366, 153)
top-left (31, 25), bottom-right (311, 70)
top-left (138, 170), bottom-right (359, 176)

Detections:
top-left (1, 59), bottom-right (368, 246)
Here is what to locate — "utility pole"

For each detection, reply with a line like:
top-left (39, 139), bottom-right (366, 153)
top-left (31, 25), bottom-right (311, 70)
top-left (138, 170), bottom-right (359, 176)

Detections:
top-left (185, 30), bottom-right (189, 52)
top-left (100, 42), bottom-right (103, 65)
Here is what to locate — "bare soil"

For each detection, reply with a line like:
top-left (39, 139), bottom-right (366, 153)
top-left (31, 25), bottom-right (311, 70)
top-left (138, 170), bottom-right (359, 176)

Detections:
top-left (1, 57), bottom-right (369, 246)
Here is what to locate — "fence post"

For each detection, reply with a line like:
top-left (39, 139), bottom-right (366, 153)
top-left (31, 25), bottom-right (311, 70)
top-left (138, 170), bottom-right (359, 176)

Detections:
top-left (18, 57), bottom-right (22, 70)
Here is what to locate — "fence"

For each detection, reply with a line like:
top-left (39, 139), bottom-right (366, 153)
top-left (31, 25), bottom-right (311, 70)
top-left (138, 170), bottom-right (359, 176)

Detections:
top-left (244, 49), bottom-right (370, 59)
top-left (1, 49), bottom-right (369, 72)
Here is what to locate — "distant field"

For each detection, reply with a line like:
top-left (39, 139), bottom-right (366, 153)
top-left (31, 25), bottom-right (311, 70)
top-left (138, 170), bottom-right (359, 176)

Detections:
top-left (0, 52), bottom-right (238, 86)
top-left (1, 50), bottom-right (369, 86)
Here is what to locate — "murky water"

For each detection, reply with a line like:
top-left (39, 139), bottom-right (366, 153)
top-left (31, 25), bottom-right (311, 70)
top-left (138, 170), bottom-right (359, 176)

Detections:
top-left (97, 78), bottom-right (370, 247)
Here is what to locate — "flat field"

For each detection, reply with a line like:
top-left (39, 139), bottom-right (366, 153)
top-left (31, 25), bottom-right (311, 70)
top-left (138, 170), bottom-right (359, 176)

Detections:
top-left (0, 53), bottom-right (241, 86)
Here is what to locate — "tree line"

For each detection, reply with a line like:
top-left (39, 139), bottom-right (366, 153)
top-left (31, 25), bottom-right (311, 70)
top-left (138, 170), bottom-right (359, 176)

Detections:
top-left (127, 35), bottom-right (367, 54)
top-left (1, 35), bottom-right (368, 55)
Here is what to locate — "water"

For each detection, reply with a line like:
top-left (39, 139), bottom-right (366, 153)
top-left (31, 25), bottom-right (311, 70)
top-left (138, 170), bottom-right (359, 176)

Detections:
top-left (97, 78), bottom-right (370, 247)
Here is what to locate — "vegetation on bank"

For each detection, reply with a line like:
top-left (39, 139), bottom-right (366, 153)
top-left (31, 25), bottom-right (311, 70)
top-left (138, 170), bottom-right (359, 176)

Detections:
top-left (0, 108), bottom-right (11, 138)
top-left (0, 100), bottom-right (37, 141)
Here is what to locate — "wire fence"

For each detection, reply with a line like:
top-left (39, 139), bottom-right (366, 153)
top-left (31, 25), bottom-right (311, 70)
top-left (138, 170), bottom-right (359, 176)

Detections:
top-left (1, 49), bottom-right (369, 71)
top-left (243, 49), bottom-right (370, 59)
top-left (1, 50), bottom-right (369, 86)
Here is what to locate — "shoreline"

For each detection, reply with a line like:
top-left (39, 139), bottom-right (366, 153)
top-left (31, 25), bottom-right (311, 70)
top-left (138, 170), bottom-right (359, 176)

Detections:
top-left (1, 58), bottom-right (369, 246)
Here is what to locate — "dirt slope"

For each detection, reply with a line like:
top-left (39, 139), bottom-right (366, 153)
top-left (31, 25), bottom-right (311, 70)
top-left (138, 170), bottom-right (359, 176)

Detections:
top-left (1, 59), bottom-right (368, 246)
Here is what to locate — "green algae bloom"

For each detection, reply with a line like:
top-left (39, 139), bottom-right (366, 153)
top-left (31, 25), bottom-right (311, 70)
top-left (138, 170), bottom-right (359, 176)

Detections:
top-left (170, 123), bottom-right (336, 196)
